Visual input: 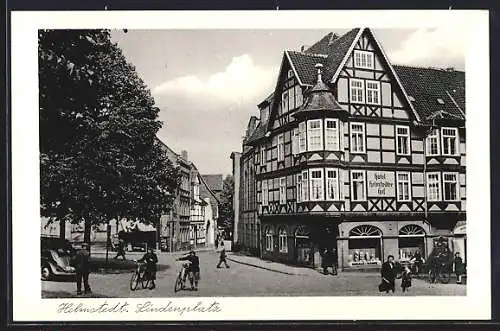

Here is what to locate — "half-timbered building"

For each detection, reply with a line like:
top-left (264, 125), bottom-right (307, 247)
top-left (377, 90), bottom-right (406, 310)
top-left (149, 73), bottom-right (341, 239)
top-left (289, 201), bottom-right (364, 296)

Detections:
top-left (233, 28), bottom-right (466, 270)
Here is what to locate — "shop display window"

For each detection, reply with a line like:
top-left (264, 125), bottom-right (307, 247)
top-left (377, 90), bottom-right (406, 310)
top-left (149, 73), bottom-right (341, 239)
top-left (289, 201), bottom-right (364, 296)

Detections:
top-left (348, 225), bottom-right (382, 266)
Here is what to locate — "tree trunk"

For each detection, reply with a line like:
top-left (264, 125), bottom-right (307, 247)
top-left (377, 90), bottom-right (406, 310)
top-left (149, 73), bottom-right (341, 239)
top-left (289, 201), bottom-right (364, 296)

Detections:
top-left (59, 218), bottom-right (66, 239)
top-left (105, 219), bottom-right (111, 264)
top-left (84, 217), bottom-right (91, 244)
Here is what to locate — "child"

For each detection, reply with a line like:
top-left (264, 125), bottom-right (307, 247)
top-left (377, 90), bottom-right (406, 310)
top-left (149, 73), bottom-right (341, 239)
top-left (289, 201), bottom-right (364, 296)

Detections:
top-left (216, 242), bottom-right (230, 268)
top-left (401, 266), bottom-right (412, 293)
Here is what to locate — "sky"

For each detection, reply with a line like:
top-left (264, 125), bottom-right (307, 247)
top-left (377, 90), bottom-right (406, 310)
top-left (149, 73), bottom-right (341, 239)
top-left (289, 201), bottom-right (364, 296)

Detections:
top-left (110, 28), bottom-right (465, 176)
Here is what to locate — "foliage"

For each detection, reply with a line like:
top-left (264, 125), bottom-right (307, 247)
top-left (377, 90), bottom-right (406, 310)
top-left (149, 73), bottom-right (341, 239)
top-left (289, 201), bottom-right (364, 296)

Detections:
top-left (218, 175), bottom-right (234, 236)
top-left (39, 29), bottom-right (179, 241)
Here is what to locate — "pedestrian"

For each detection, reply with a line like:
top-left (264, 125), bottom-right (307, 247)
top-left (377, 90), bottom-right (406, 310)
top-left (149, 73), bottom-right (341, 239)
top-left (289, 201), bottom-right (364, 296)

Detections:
top-left (401, 265), bottom-right (412, 292)
top-left (138, 247), bottom-right (158, 290)
top-left (114, 239), bottom-right (126, 260)
top-left (453, 252), bottom-right (465, 284)
top-left (73, 242), bottom-right (91, 295)
top-left (321, 248), bottom-right (332, 275)
top-left (177, 250), bottom-right (200, 291)
top-left (380, 255), bottom-right (397, 294)
top-left (215, 234), bottom-right (219, 250)
top-left (216, 242), bottom-right (230, 268)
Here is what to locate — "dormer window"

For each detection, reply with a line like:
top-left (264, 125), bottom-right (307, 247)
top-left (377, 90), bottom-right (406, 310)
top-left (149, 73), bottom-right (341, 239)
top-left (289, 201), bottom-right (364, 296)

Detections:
top-left (409, 96), bottom-right (416, 102)
top-left (437, 98), bottom-right (445, 105)
top-left (354, 50), bottom-right (374, 69)
top-left (287, 70), bottom-right (294, 79)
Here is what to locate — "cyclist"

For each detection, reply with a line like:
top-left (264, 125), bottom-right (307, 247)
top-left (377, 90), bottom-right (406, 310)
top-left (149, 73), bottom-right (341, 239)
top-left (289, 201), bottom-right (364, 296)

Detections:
top-left (177, 250), bottom-right (200, 291)
top-left (138, 247), bottom-right (158, 290)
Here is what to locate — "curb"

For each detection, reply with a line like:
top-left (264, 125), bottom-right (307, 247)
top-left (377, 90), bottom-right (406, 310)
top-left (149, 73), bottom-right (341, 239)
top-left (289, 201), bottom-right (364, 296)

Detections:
top-left (226, 257), bottom-right (306, 276)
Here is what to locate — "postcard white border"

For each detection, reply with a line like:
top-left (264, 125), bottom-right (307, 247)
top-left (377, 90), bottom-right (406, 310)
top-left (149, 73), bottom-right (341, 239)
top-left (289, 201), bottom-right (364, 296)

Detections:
top-left (11, 10), bottom-right (490, 321)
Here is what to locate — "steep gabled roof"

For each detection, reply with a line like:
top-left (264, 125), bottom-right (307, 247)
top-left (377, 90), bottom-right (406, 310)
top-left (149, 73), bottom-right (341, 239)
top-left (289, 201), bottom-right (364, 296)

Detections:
top-left (286, 51), bottom-right (328, 86)
top-left (393, 65), bottom-right (465, 121)
top-left (245, 120), bottom-right (268, 145)
top-left (201, 174), bottom-right (223, 192)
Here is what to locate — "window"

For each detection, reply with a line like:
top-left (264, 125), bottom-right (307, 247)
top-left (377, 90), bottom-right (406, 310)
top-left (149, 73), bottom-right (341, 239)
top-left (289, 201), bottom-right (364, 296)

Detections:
top-left (397, 172), bottom-right (411, 202)
top-left (260, 145), bottom-right (266, 165)
top-left (443, 172), bottom-right (459, 201)
top-left (350, 122), bottom-right (365, 153)
top-left (282, 91), bottom-right (289, 113)
top-left (396, 125), bottom-right (410, 155)
top-left (299, 122), bottom-right (306, 153)
top-left (287, 69), bottom-right (293, 78)
top-left (354, 50), bottom-right (374, 69)
top-left (325, 119), bottom-right (340, 151)
top-left (265, 227), bottom-right (273, 251)
top-left (366, 81), bottom-right (380, 105)
top-left (295, 85), bottom-right (303, 107)
top-left (441, 127), bottom-right (458, 156)
top-left (426, 173), bottom-right (441, 202)
top-left (292, 128), bottom-right (299, 155)
top-left (310, 169), bottom-right (324, 201)
top-left (279, 177), bottom-right (287, 204)
top-left (351, 170), bottom-right (366, 201)
top-left (350, 79), bottom-right (364, 103)
top-left (296, 174), bottom-right (303, 203)
top-left (279, 228), bottom-right (288, 253)
top-left (426, 129), bottom-right (440, 156)
top-left (302, 171), bottom-right (309, 202)
top-left (277, 134), bottom-right (285, 161)
top-left (307, 119), bottom-right (323, 151)
top-left (262, 180), bottom-right (269, 206)
top-left (326, 168), bottom-right (339, 201)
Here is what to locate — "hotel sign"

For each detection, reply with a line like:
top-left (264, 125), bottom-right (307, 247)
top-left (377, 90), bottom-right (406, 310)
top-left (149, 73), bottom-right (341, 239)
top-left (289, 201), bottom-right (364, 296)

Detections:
top-left (367, 171), bottom-right (395, 197)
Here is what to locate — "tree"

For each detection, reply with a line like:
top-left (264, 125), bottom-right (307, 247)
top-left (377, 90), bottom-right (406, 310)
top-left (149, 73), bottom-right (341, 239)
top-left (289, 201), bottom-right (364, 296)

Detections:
top-left (218, 175), bottom-right (234, 238)
top-left (39, 29), bottom-right (179, 245)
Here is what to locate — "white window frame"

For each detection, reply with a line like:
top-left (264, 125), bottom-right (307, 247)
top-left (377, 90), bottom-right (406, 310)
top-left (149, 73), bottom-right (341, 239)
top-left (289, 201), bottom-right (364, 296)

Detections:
top-left (354, 50), bottom-right (374, 69)
top-left (426, 172), bottom-right (442, 202)
top-left (351, 170), bottom-right (367, 202)
top-left (279, 177), bottom-right (287, 205)
top-left (260, 145), bottom-right (266, 165)
top-left (292, 128), bottom-right (299, 155)
top-left (277, 134), bottom-right (285, 161)
top-left (325, 119), bottom-right (340, 151)
top-left (443, 172), bottom-right (460, 202)
top-left (396, 171), bottom-right (412, 202)
top-left (296, 174), bottom-right (303, 203)
top-left (441, 127), bottom-right (459, 156)
top-left (366, 80), bottom-right (380, 105)
top-left (302, 170), bottom-right (309, 202)
top-left (396, 125), bottom-right (411, 156)
top-left (298, 122), bottom-right (307, 153)
top-left (426, 129), bottom-right (440, 156)
top-left (265, 228), bottom-right (273, 251)
top-left (279, 228), bottom-right (288, 253)
top-left (307, 119), bottom-right (323, 151)
top-left (325, 168), bottom-right (339, 201)
top-left (262, 180), bottom-right (269, 206)
top-left (309, 168), bottom-right (324, 201)
top-left (350, 122), bottom-right (365, 154)
top-left (350, 78), bottom-right (365, 104)
top-left (282, 91), bottom-right (289, 114)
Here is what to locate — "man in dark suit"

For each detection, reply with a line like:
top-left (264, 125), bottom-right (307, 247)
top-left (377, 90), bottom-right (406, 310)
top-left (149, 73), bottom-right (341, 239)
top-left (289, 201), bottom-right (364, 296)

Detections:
top-left (73, 242), bottom-right (91, 295)
top-left (381, 255), bottom-right (397, 293)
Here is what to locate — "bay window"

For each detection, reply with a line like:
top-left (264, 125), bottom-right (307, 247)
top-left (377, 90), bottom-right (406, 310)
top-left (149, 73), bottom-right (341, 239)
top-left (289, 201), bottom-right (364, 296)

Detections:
top-left (441, 127), bottom-right (458, 156)
top-left (396, 172), bottom-right (411, 202)
top-left (426, 129), bottom-right (440, 156)
top-left (296, 174), bottom-right (303, 203)
top-left (396, 125), bottom-right (410, 155)
top-left (302, 171), bottom-right (309, 202)
top-left (325, 119), bottom-right (340, 151)
top-left (277, 134), bottom-right (285, 161)
top-left (299, 122), bottom-right (307, 153)
top-left (350, 79), bottom-right (364, 103)
top-left (426, 172), bottom-right (441, 202)
top-left (326, 168), bottom-right (339, 201)
top-left (351, 170), bottom-right (366, 201)
top-left (307, 119), bottom-right (323, 151)
top-left (279, 177), bottom-right (287, 204)
top-left (354, 50), bottom-right (374, 69)
top-left (262, 180), bottom-right (269, 206)
top-left (366, 81), bottom-right (380, 105)
top-left (350, 122), bottom-right (365, 153)
top-left (309, 169), bottom-right (324, 201)
top-left (443, 172), bottom-right (459, 201)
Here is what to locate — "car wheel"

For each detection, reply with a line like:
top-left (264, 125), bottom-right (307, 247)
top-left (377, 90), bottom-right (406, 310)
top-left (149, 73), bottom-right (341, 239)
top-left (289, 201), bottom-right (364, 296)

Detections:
top-left (41, 266), bottom-right (51, 281)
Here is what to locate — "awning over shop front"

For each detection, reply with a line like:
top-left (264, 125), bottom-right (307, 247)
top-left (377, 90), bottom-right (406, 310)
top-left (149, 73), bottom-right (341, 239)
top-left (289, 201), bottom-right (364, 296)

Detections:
top-left (453, 221), bottom-right (466, 236)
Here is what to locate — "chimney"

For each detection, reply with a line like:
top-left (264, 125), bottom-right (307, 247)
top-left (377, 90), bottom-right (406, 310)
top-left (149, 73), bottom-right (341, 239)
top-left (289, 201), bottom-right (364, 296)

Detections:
top-left (181, 150), bottom-right (188, 161)
top-left (446, 67), bottom-right (455, 72)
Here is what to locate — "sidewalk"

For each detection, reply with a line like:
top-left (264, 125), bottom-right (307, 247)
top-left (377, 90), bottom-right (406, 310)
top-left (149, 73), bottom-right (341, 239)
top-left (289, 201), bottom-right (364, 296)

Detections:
top-left (226, 253), bottom-right (319, 276)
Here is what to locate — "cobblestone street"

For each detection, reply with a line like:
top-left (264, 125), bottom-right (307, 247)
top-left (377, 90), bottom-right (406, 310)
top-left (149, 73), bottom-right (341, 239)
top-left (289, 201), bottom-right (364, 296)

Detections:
top-left (42, 250), bottom-right (466, 298)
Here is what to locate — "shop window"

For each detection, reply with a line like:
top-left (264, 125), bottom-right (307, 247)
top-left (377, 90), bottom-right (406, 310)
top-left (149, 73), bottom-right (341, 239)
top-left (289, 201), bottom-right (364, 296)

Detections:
top-left (348, 225), bottom-right (382, 266)
top-left (295, 226), bottom-right (312, 265)
top-left (426, 129), bottom-right (440, 156)
top-left (265, 227), bottom-right (274, 251)
top-left (279, 228), bottom-right (288, 253)
top-left (398, 224), bottom-right (425, 262)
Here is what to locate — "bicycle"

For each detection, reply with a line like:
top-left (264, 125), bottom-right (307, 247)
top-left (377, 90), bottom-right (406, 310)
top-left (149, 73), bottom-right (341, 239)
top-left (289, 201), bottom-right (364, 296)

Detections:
top-left (130, 261), bottom-right (151, 291)
top-left (428, 261), bottom-right (451, 284)
top-left (174, 260), bottom-right (192, 293)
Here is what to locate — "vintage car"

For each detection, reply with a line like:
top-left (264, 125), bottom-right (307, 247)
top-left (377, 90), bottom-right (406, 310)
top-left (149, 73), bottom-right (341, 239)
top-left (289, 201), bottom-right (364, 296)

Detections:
top-left (41, 236), bottom-right (76, 280)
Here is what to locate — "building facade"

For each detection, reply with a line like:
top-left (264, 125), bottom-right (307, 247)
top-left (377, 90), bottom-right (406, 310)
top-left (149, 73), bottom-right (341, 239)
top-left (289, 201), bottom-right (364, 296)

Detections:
top-left (234, 28), bottom-right (466, 270)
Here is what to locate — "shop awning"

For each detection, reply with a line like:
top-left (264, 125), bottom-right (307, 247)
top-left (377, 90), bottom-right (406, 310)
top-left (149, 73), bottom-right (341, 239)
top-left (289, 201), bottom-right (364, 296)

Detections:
top-left (453, 221), bottom-right (466, 235)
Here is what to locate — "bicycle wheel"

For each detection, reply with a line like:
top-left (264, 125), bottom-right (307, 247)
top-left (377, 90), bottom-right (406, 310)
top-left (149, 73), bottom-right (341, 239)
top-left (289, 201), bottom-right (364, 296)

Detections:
top-left (130, 272), bottom-right (139, 291)
top-left (174, 274), bottom-right (183, 293)
top-left (142, 278), bottom-right (151, 289)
